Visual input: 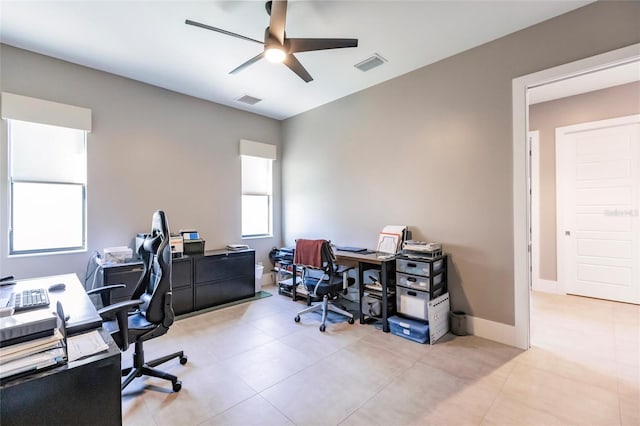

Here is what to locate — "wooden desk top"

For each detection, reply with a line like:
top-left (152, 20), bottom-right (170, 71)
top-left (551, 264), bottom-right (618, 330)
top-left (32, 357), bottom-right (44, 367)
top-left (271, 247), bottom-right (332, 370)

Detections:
top-left (334, 250), bottom-right (396, 265)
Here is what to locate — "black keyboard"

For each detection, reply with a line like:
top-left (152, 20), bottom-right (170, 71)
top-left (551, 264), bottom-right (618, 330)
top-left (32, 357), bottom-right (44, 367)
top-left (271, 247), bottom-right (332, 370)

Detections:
top-left (11, 288), bottom-right (50, 312)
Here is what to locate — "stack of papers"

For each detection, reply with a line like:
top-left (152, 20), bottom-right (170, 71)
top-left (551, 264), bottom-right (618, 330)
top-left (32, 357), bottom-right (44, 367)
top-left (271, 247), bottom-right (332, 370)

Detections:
top-left (67, 330), bottom-right (109, 362)
top-left (0, 329), bottom-right (66, 379)
top-left (226, 244), bottom-right (249, 251)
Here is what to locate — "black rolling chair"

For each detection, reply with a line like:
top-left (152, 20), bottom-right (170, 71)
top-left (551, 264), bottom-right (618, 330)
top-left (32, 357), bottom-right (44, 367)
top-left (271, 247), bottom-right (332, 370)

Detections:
top-left (293, 239), bottom-right (355, 332)
top-left (88, 210), bottom-right (187, 392)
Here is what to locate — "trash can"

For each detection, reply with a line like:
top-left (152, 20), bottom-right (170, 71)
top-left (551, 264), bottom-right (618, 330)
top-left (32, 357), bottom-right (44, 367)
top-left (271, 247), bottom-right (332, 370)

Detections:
top-left (254, 262), bottom-right (264, 293)
top-left (450, 311), bottom-right (467, 336)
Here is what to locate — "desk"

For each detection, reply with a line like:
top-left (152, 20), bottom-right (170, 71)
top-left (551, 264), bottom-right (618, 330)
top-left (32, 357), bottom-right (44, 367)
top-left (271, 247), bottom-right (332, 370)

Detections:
top-left (1, 274), bottom-right (121, 426)
top-left (334, 251), bottom-right (396, 332)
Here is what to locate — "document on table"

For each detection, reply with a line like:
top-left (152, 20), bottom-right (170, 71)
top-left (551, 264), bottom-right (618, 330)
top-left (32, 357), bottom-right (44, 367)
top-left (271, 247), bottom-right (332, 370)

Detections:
top-left (376, 225), bottom-right (406, 254)
top-left (67, 330), bottom-right (109, 361)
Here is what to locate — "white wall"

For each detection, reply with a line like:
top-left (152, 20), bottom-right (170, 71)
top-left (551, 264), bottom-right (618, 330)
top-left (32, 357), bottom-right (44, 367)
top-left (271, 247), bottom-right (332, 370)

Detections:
top-left (282, 0), bottom-right (640, 326)
top-left (0, 45), bottom-right (282, 283)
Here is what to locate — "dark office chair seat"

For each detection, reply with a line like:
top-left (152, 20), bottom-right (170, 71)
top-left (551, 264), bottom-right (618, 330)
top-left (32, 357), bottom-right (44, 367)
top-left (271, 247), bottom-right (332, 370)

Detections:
top-left (293, 239), bottom-right (355, 332)
top-left (88, 210), bottom-right (187, 392)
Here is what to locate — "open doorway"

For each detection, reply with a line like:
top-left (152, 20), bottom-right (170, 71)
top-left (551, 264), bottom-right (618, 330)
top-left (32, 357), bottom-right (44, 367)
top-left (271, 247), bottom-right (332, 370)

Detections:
top-left (510, 50), bottom-right (640, 423)
top-left (512, 43), bottom-right (640, 350)
top-left (526, 69), bottom-right (639, 366)
top-left (528, 71), bottom-right (639, 302)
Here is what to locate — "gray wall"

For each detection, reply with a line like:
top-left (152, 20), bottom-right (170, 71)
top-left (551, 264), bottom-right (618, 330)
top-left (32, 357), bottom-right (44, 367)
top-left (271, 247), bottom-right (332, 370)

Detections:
top-left (282, 1), bottom-right (640, 325)
top-left (530, 81), bottom-right (640, 282)
top-left (0, 45), bottom-right (282, 283)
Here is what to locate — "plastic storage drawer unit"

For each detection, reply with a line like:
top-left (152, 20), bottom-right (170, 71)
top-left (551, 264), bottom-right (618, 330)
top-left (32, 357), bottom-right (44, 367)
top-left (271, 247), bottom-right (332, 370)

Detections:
top-left (396, 257), bottom-right (445, 277)
top-left (388, 315), bottom-right (430, 344)
top-left (396, 271), bottom-right (445, 294)
top-left (396, 286), bottom-right (430, 321)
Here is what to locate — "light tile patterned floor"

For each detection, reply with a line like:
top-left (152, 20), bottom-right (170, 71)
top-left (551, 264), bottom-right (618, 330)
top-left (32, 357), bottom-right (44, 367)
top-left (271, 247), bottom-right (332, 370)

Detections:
top-left (121, 287), bottom-right (640, 425)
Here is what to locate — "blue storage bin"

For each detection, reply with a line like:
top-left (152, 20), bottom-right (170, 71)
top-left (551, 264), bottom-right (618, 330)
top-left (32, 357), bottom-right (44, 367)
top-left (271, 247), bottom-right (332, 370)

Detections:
top-left (387, 315), bottom-right (430, 344)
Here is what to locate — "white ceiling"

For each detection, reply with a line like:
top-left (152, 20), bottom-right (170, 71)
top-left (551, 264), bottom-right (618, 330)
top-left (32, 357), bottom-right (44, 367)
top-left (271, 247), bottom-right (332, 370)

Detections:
top-left (0, 0), bottom-right (594, 120)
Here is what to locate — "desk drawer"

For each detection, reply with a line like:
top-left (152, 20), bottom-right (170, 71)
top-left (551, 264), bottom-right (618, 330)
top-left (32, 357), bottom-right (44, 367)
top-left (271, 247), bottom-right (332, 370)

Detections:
top-left (172, 258), bottom-right (192, 289)
top-left (396, 257), bottom-right (445, 277)
top-left (396, 271), bottom-right (444, 294)
top-left (195, 253), bottom-right (253, 284)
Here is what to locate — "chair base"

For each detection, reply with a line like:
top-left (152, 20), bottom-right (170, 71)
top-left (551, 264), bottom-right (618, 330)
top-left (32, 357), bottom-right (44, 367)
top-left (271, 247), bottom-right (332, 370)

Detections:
top-left (122, 340), bottom-right (187, 392)
top-left (294, 294), bottom-right (354, 332)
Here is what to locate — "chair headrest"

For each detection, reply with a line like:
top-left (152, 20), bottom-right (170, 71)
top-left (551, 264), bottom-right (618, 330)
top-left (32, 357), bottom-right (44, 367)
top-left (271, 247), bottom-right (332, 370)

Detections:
top-left (151, 210), bottom-right (169, 237)
top-left (143, 235), bottom-right (162, 253)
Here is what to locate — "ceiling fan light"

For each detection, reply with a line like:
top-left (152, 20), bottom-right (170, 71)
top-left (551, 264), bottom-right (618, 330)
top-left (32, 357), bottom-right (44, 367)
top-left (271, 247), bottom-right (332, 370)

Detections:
top-left (265, 47), bottom-right (286, 63)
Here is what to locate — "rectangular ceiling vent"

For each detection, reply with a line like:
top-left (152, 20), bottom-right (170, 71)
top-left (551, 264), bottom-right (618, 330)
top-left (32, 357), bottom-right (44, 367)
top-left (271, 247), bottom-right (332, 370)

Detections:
top-left (354, 53), bottom-right (387, 72)
top-left (236, 95), bottom-right (262, 105)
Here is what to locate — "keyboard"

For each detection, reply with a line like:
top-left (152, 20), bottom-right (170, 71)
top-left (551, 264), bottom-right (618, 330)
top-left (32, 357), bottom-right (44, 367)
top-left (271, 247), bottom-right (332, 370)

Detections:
top-left (11, 288), bottom-right (50, 312)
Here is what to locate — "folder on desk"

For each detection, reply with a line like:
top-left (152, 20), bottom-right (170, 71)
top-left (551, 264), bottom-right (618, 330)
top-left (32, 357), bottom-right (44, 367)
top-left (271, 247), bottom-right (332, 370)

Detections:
top-left (376, 225), bottom-right (407, 254)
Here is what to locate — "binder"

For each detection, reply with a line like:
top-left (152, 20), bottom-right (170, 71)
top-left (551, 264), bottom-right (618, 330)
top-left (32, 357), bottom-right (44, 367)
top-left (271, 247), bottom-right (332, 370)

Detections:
top-left (0, 302), bottom-right (68, 381)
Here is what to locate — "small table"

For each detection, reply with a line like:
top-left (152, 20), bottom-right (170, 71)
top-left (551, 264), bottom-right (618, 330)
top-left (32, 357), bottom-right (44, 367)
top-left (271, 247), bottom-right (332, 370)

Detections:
top-left (334, 251), bottom-right (396, 332)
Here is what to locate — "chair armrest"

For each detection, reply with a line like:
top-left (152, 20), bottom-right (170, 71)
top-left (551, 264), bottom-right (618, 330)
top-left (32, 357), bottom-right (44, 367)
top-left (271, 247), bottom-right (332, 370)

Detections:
top-left (97, 299), bottom-right (142, 319)
top-left (87, 284), bottom-right (126, 307)
top-left (98, 299), bottom-right (143, 351)
top-left (335, 264), bottom-right (354, 274)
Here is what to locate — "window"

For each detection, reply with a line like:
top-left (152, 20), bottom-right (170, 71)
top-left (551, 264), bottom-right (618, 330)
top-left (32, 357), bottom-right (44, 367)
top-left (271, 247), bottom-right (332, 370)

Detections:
top-left (8, 120), bottom-right (87, 255)
top-left (240, 139), bottom-right (276, 238)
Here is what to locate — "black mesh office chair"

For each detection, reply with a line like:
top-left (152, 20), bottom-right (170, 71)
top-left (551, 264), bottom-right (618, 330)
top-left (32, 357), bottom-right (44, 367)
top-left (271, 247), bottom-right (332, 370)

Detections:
top-left (88, 210), bottom-right (187, 392)
top-left (293, 239), bottom-right (354, 332)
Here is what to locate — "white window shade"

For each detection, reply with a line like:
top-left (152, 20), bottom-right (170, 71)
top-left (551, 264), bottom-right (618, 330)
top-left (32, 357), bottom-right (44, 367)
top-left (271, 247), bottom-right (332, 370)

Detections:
top-left (1, 92), bottom-right (92, 131)
top-left (239, 139), bottom-right (276, 160)
top-left (10, 120), bottom-right (86, 183)
top-left (242, 155), bottom-right (272, 194)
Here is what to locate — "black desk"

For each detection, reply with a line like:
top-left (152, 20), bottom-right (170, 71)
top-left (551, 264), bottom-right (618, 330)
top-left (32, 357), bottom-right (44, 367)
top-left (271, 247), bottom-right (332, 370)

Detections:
top-left (334, 251), bottom-right (396, 332)
top-left (1, 274), bottom-right (122, 426)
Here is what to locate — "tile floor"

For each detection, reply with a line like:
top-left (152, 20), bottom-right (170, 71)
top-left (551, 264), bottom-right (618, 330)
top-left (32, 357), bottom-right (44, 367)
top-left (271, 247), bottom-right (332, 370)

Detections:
top-left (121, 286), bottom-right (639, 425)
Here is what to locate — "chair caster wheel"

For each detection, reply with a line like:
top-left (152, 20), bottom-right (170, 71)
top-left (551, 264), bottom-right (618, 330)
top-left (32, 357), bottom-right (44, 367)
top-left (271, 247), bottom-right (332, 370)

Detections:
top-left (348, 318), bottom-right (354, 324)
top-left (294, 316), bottom-right (300, 323)
top-left (319, 324), bottom-right (326, 332)
top-left (180, 356), bottom-right (188, 365)
top-left (172, 380), bottom-right (182, 392)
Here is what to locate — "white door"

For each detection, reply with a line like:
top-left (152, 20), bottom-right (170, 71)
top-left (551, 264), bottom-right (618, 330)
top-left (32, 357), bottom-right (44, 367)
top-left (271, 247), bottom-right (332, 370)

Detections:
top-left (557, 114), bottom-right (640, 304)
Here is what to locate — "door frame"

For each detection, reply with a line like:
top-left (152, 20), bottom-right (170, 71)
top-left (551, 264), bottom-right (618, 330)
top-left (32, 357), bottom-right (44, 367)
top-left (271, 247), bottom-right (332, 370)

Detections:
top-left (511, 43), bottom-right (640, 350)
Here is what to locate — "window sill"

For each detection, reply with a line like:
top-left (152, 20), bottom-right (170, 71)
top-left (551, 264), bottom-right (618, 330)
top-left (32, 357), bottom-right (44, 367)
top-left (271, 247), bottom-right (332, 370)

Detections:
top-left (242, 235), bottom-right (274, 240)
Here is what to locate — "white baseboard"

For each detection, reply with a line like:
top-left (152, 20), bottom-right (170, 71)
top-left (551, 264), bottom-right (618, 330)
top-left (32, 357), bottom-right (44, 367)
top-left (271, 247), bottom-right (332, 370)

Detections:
top-left (532, 279), bottom-right (563, 294)
top-left (466, 315), bottom-right (517, 347)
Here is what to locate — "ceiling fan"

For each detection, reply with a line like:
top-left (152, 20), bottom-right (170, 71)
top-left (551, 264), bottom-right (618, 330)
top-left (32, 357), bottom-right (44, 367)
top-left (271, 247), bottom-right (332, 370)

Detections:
top-left (185, 0), bottom-right (358, 83)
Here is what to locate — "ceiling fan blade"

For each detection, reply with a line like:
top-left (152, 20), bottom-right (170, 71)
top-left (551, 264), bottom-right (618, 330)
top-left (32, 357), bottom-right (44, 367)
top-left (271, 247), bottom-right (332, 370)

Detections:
top-left (185, 19), bottom-right (264, 45)
top-left (287, 38), bottom-right (359, 53)
top-left (230, 52), bottom-right (265, 75)
top-left (283, 54), bottom-right (313, 83)
top-left (268, 0), bottom-right (287, 45)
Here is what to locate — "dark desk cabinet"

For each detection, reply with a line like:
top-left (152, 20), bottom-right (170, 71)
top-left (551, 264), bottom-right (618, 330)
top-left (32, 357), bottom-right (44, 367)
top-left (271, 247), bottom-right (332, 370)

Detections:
top-left (101, 262), bottom-right (144, 303)
top-left (101, 249), bottom-right (255, 316)
top-left (194, 250), bottom-right (255, 310)
top-left (172, 257), bottom-right (194, 315)
top-left (1, 329), bottom-right (121, 426)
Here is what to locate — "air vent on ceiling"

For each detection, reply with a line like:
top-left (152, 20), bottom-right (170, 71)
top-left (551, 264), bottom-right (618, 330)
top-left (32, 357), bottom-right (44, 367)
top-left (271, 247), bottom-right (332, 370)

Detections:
top-left (236, 95), bottom-right (262, 105)
top-left (354, 53), bottom-right (387, 72)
